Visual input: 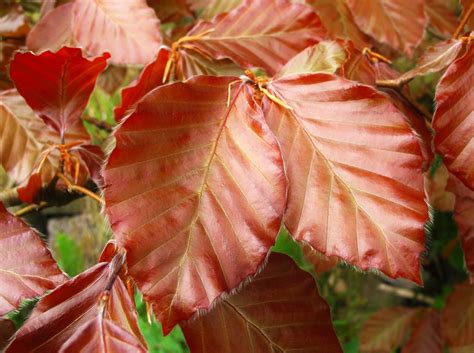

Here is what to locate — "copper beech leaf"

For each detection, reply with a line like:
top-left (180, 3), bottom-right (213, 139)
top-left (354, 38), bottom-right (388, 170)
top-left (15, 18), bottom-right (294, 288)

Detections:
top-left (181, 253), bottom-right (342, 353)
top-left (186, 0), bottom-right (327, 75)
top-left (345, 0), bottom-right (427, 56)
top-left (5, 257), bottom-right (146, 352)
top-left (104, 76), bottom-right (286, 333)
top-left (425, 0), bottom-right (459, 37)
top-left (0, 318), bottom-right (15, 351)
top-left (72, 0), bottom-right (161, 65)
top-left (26, 2), bottom-right (75, 53)
top-left (360, 307), bottom-right (418, 353)
top-left (448, 175), bottom-right (474, 280)
top-left (442, 282), bottom-right (474, 352)
top-left (0, 202), bottom-right (66, 316)
top-left (10, 47), bottom-right (109, 137)
top-left (306, 0), bottom-right (371, 50)
top-left (264, 74), bottom-right (427, 283)
top-left (59, 315), bottom-right (146, 353)
top-left (114, 48), bottom-right (169, 121)
top-left (401, 310), bottom-right (443, 353)
top-left (275, 41), bottom-right (346, 79)
top-left (433, 42), bottom-right (474, 190)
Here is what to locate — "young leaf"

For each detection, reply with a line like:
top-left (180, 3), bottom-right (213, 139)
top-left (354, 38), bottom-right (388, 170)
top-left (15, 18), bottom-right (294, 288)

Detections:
top-left (345, 0), bottom-right (427, 56)
top-left (447, 175), bottom-right (474, 280)
top-left (306, 0), bottom-right (371, 50)
top-left (5, 259), bottom-right (145, 352)
top-left (442, 282), bottom-right (474, 351)
top-left (26, 3), bottom-right (75, 53)
top-left (0, 202), bottom-right (66, 316)
top-left (104, 76), bottom-right (286, 333)
top-left (401, 309), bottom-right (442, 353)
top-left (10, 47), bottom-right (109, 137)
top-left (433, 42), bottom-right (474, 190)
top-left (114, 48), bottom-right (170, 121)
top-left (264, 74), bottom-right (427, 283)
top-left (360, 307), bottom-right (418, 352)
top-left (181, 253), bottom-right (342, 353)
top-left (59, 315), bottom-right (147, 353)
top-left (275, 41), bottom-right (347, 79)
top-left (72, 0), bottom-right (161, 65)
top-left (187, 0), bottom-right (327, 75)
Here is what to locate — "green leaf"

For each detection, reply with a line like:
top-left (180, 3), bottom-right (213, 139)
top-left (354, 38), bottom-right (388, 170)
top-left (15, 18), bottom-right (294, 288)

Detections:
top-left (54, 233), bottom-right (85, 277)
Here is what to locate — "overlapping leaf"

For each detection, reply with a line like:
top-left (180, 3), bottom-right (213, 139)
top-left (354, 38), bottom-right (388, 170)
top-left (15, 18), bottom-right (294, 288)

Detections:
top-left (10, 47), bottom-right (109, 137)
top-left (360, 307), bottom-right (418, 352)
top-left (345, 0), bottom-right (427, 56)
top-left (5, 258), bottom-right (145, 352)
top-left (275, 41), bottom-right (346, 79)
top-left (186, 0), bottom-right (327, 75)
top-left (448, 175), bottom-right (474, 280)
top-left (307, 0), bottom-right (371, 50)
top-left (72, 0), bottom-right (161, 65)
top-left (181, 253), bottom-right (342, 353)
top-left (0, 318), bottom-right (15, 351)
top-left (59, 315), bottom-right (147, 353)
top-left (264, 74), bottom-right (427, 283)
top-left (402, 310), bottom-right (442, 353)
top-left (433, 42), bottom-right (474, 190)
top-left (104, 76), bottom-right (286, 332)
top-left (0, 202), bottom-right (66, 316)
top-left (425, 0), bottom-right (459, 36)
top-left (26, 3), bottom-right (75, 53)
top-left (442, 282), bottom-right (474, 352)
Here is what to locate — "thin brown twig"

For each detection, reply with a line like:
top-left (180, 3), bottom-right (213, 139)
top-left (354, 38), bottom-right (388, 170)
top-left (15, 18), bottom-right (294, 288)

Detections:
top-left (453, 3), bottom-right (473, 38)
top-left (0, 188), bottom-right (21, 207)
top-left (14, 201), bottom-right (48, 217)
top-left (82, 116), bottom-right (114, 132)
top-left (57, 172), bottom-right (105, 205)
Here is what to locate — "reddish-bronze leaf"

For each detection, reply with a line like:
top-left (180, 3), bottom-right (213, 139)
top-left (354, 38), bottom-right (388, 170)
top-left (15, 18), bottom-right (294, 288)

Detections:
top-left (181, 253), bottom-right (342, 353)
top-left (195, 0), bottom-right (242, 20)
top-left (187, 0), bottom-right (327, 75)
top-left (72, 0), bottom-right (161, 65)
top-left (114, 48), bottom-right (170, 121)
top-left (0, 318), bottom-right (15, 351)
top-left (401, 309), bottom-right (442, 353)
top-left (59, 315), bottom-right (147, 353)
top-left (97, 65), bottom-right (128, 96)
top-left (104, 76), bottom-right (286, 332)
top-left (448, 175), bottom-right (474, 280)
top-left (307, 0), bottom-right (371, 50)
top-left (26, 3), bottom-right (75, 53)
top-left (360, 307), bottom-right (418, 352)
top-left (300, 241), bottom-right (338, 274)
top-left (425, 164), bottom-right (455, 212)
top-left (425, 0), bottom-right (459, 37)
top-left (5, 260), bottom-right (145, 352)
top-left (0, 202), bottom-right (66, 316)
top-left (345, 0), bottom-right (427, 56)
top-left (264, 74), bottom-right (427, 283)
top-left (275, 41), bottom-right (347, 79)
top-left (147, 0), bottom-right (193, 23)
top-left (442, 282), bottom-right (474, 351)
top-left (433, 42), bottom-right (474, 190)
top-left (338, 43), bottom-right (376, 86)
top-left (10, 47), bottom-right (109, 137)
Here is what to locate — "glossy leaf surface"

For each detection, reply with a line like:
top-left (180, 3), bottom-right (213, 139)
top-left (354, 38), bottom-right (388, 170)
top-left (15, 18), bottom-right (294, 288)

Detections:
top-left (5, 261), bottom-right (145, 352)
top-left (275, 41), bottom-right (346, 79)
top-left (72, 0), bottom-right (161, 65)
top-left (181, 253), bottom-right (342, 353)
top-left (264, 74), bottom-right (427, 283)
top-left (104, 76), bottom-right (286, 333)
top-left (59, 315), bottom-right (147, 353)
top-left (360, 307), bottom-right (418, 352)
top-left (442, 282), bottom-right (474, 351)
top-left (10, 47), bottom-right (109, 136)
top-left (346, 0), bottom-right (427, 56)
top-left (401, 310), bottom-right (442, 353)
top-left (188, 0), bottom-right (326, 75)
top-left (0, 202), bottom-right (66, 316)
top-left (433, 43), bottom-right (474, 190)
